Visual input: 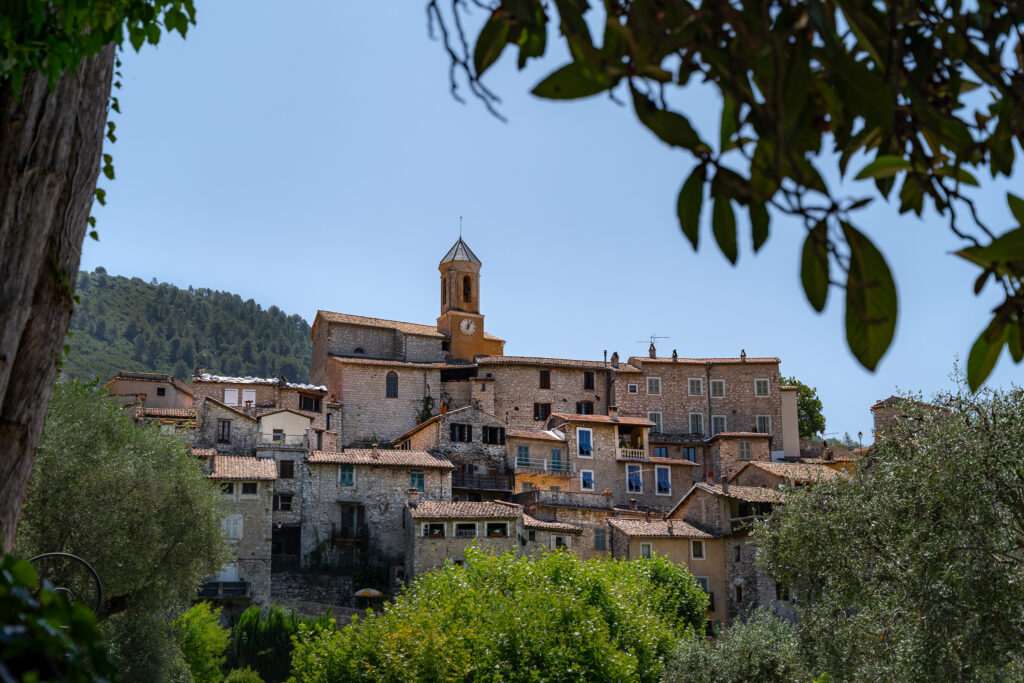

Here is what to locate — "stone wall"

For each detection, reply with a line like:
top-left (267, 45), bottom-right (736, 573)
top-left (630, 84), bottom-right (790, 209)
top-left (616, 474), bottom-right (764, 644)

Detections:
top-left (301, 462), bottom-right (451, 566)
top-left (723, 535), bottom-right (792, 623)
top-left (322, 322), bottom-right (447, 364)
top-left (271, 572), bottom-right (353, 607)
top-left (194, 399), bottom-right (258, 456)
top-left (519, 496), bottom-right (621, 560)
top-left (616, 359), bottom-right (785, 454)
top-left (479, 364), bottom-right (612, 429)
top-left (713, 436), bottom-right (772, 482)
top-left (441, 380), bottom-right (472, 409)
top-left (329, 359), bottom-right (442, 446)
top-left (404, 515), bottom-right (520, 578)
top-left (219, 479), bottom-right (274, 605)
top-left (672, 488), bottom-right (728, 534)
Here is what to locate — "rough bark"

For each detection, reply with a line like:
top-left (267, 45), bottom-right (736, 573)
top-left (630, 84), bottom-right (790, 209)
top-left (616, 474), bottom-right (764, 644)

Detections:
top-left (0, 45), bottom-right (115, 553)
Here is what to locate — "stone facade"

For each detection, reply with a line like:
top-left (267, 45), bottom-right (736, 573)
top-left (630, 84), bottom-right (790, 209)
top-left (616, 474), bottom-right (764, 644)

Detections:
top-left (192, 374), bottom-right (328, 432)
top-left (516, 490), bottom-right (627, 560)
top-left (474, 359), bottom-right (613, 429)
top-left (301, 452), bottom-right (452, 569)
top-left (270, 571), bottom-right (353, 608)
top-left (105, 371), bottom-right (193, 408)
top-left (211, 474), bottom-right (274, 605)
top-left (616, 355), bottom-right (786, 455)
top-left (709, 433), bottom-right (773, 482)
top-left (323, 357), bottom-right (443, 446)
top-left (193, 398), bottom-right (258, 456)
top-left (403, 501), bottom-right (521, 578)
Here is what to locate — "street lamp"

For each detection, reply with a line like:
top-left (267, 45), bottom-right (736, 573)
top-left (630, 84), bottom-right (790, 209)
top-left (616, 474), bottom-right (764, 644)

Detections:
top-left (858, 431), bottom-right (863, 450)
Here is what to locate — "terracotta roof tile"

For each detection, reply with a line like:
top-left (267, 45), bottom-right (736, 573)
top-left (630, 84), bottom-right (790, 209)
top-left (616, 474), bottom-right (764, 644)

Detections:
top-left (698, 482), bottom-right (785, 503)
top-left (329, 356), bottom-right (464, 370)
top-left (737, 461), bottom-right (842, 483)
top-left (208, 455), bottom-right (277, 480)
top-left (105, 371), bottom-right (194, 394)
top-left (650, 457), bottom-right (700, 466)
top-left (409, 501), bottom-right (521, 520)
top-left (608, 518), bottom-right (714, 539)
top-left (474, 355), bottom-right (614, 370)
top-left (308, 449), bottom-right (454, 469)
top-left (523, 514), bottom-right (583, 534)
top-left (709, 431), bottom-right (772, 440)
top-left (135, 407), bottom-right (195, 419)
top-left (315, 310), bottom-right (504, 342)
top-left (631, 356), bottom-right (780, 365)
top-left (191, 447), bottom-right (218, 458)
top-left (507, 429), bottom-right (566, 442)
top-left (549, 413), bottom-right (655, 427)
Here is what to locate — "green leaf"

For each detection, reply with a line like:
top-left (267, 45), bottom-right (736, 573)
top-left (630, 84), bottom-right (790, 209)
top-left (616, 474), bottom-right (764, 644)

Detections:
top-left (676, 166), bottom-right (704, 250)
top-left (720, 96), bottom-right (738, 152)
top-left (967, 318), bottom-right (1008, 391)
top-left (89, 230), bottom-right (99, 241)
top-left (631, 88), bottom-right (707, 153)
top-left (800, 222), bottom-right (830, 312)
top-left (94, 188), bottom-right (107, 206)
top-left (129, 26), bottom-right (145, 52)
top-left (855, 156), bottom-right (913, 180)
top-left (711, 192), bottom-right (737, 264)
top-left (474, 16), bottom-right (510, 77)
top-left (1008, 193), bottom-right (1024, 226)
top-left (750, 203), bottom-right (769, 252)
top-left (934, 165), bottom-right (979, 186)
top-left (145, 22), bottom-right (161, 45)
top-left (532, 62), bottom-right (612, 100)
top-left (1008, 322), bottom-right (1024, 364)
top-left (842, 222), bottom-right (897, 371)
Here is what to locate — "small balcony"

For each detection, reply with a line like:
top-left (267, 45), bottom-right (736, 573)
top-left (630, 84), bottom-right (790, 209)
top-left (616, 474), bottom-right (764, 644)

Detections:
top-left (330, 523), bottom-right (369, 542)
top-left (616, 448), bottom-right (647, 461)
top-left (515, 457), bottom-right (576, 476)
top-left (255, 432), bottom-right (307, 451)
top-left (452, 472), bottom-right (513, 491)
top-left (198, 581), bottom-right (251, 599)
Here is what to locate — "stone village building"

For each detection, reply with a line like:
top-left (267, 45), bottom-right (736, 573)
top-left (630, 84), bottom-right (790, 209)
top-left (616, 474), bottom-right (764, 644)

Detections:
top-left (178, 237), bottom-right (815, 625)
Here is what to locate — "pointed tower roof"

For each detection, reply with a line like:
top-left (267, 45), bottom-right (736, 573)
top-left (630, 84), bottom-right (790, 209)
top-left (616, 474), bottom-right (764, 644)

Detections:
top-left (440, 237), bottom-right (481, 265)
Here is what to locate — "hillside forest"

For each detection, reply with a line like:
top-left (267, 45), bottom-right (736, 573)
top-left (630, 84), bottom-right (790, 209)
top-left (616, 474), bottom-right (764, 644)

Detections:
top-left (64, 268), bottom-right (313, 383)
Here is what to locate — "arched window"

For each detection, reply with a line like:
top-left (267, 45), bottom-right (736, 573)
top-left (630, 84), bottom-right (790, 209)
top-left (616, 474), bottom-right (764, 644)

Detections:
top-left (441, 276), bottom-right (447, 306)
top-left (463, 275), bottom-right (472, 304)
top-left (385, 371), bottom-right (398, 398)
top-left (353, 347), bottom-right (365, 354)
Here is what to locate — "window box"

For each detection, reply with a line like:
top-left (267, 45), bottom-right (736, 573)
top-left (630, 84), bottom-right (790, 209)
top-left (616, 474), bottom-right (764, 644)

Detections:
top-left (485, 522), bottom-right (508, 538)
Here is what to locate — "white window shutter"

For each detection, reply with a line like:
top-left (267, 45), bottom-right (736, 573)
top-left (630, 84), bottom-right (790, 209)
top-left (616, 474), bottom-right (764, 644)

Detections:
top-left (224, 388), bottom-right (238, 406)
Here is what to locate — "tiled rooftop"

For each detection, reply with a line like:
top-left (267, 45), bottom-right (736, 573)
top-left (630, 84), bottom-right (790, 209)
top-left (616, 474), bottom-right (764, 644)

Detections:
top-left (474, 355), bottom-right (615, 370)
top-left (740, 462), bottom-right (843, 482)
top-left (697, 482), bottom-right (786, 503)
top-left (631, 355), bottom-right (780, 365)
top-left (549, 413), bottom-right (655, 427)
top-left (135, 407), bottom-right (195, 419)
top-left (330, 356), bottom-right (470, 370)
top-left (439, 237), bottom-right (481, 264)
top-left (208, 455), bottom-right (277, 480)
top-left (190, 447), bottom-right (218, 458)
top-left (193, 373), bottom-right (326, 392)
top-left (608, 518), bottom-right (714, 539)
top-left (409, 501), bottom-right (521, 520)
top-left (308, 449), bottom-right (454, 469)
top-left (316, 310), bottom-right (503, 342)
top-left (523, 514), bottom-right (583, 533)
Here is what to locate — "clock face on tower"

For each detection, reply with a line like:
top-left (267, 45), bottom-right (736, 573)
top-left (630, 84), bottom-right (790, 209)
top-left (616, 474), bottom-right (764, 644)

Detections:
top-left (459, 319), bottom-right (477, 336)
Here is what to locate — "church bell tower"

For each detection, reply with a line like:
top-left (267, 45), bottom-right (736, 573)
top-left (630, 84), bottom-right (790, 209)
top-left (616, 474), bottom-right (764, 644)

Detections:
top-left (437, 237), bottom-right (495, 360)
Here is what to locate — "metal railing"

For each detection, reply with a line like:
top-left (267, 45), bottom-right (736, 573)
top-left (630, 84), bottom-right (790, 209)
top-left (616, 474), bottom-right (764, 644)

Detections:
top-left (256, 432), bottom-right (307, 448)
top-left (452, 472), bottom-right (513, 490)
top-left (515, 458), bottom-right (576, 474)
top-left (198, 581), bottom-right (251, 599)
top-left (330, 523), bottom-right (369, 541)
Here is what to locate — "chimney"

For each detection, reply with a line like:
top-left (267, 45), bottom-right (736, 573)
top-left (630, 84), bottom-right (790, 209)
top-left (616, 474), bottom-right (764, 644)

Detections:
top-left (610, 351), bottom-right (619, 368)
top-left (608, 405), bottom-right (619, 421)
top-left (649, 342), bottom-right (656, 359)
top-left (671, 349), bottom-right (678, 361)
top-left (372, 443), bottom-right (380, 459)
top-left (630, 498), bottom-right (638, 511)
top-left (740, 349), bottom-right (747, 362)
top-left (604, 349), bottom-right (607, 367)
top-left (407, 487), bottom-right (419, 508)
top-left (668, 520), bottom-right (674, 535)
top-left (721, 475), bottom-right (729, 494)
top-left (645, 509), bottom-right (651, 522)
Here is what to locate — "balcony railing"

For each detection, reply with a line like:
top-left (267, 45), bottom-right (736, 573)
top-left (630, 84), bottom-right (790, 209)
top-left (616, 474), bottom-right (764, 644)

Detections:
top-left (452, 472), bottom-right (513, 490)
top-left (256, 432), bottom-right (307, 449)
top-left (198, 581), bottom-right (251, 599)
top-left (616, 448), bottom-right (647, 461)
top-left (515, 458), bottom-right (576, 475)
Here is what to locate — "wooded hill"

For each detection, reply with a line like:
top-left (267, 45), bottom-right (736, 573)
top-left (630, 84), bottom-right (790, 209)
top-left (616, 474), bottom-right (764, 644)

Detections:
top-left (64, 268), bottom-right (313, 383)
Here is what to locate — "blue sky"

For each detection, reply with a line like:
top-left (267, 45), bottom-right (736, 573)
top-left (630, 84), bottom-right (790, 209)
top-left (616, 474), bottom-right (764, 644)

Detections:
top-left (80, 2), bottom-right (1021, 443)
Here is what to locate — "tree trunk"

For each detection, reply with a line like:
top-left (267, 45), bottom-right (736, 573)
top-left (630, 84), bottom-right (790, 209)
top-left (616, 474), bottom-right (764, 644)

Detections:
top-left (0, 45), bottom-right (115, 553)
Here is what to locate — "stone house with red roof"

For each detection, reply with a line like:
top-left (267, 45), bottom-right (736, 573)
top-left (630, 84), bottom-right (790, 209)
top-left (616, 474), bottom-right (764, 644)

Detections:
top-left (105, 371), bottom-right (193, 409)
top-left (404, 500), bottom-right (522, 578)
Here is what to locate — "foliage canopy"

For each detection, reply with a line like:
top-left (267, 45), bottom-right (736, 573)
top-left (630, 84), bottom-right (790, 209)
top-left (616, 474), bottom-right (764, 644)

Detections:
top-left (782, 375), bottom-right (826, 438)
top-left (231, 604), bottom-right (331, 683)
top-left (755, 377), bottom-right (1024, 679)
top-left (15, 380), bottom-right (228, 678)
top-left (431, 0), bottom-right (1024, 388)
top-left (289, 549), bottom-right (707, 682)
top-left (176, 602), bottom-right (231, 683)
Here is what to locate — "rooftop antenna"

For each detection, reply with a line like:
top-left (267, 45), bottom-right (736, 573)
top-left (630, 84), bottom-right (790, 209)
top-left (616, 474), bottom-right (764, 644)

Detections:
top-left (635, 334), bottom-right (670, 347)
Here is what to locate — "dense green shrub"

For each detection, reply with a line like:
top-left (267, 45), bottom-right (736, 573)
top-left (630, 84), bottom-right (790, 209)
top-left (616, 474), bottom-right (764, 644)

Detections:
top-left (175, 602), bottom-right (230, 683)
top-left (224, 668), bottom-right (265, 683)
top-left (664, 609), bottom-right (808, 683)
top-left (231, 604), bottom-right (331, 683)
top-left (290, 549), bottom-right (706, 682)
